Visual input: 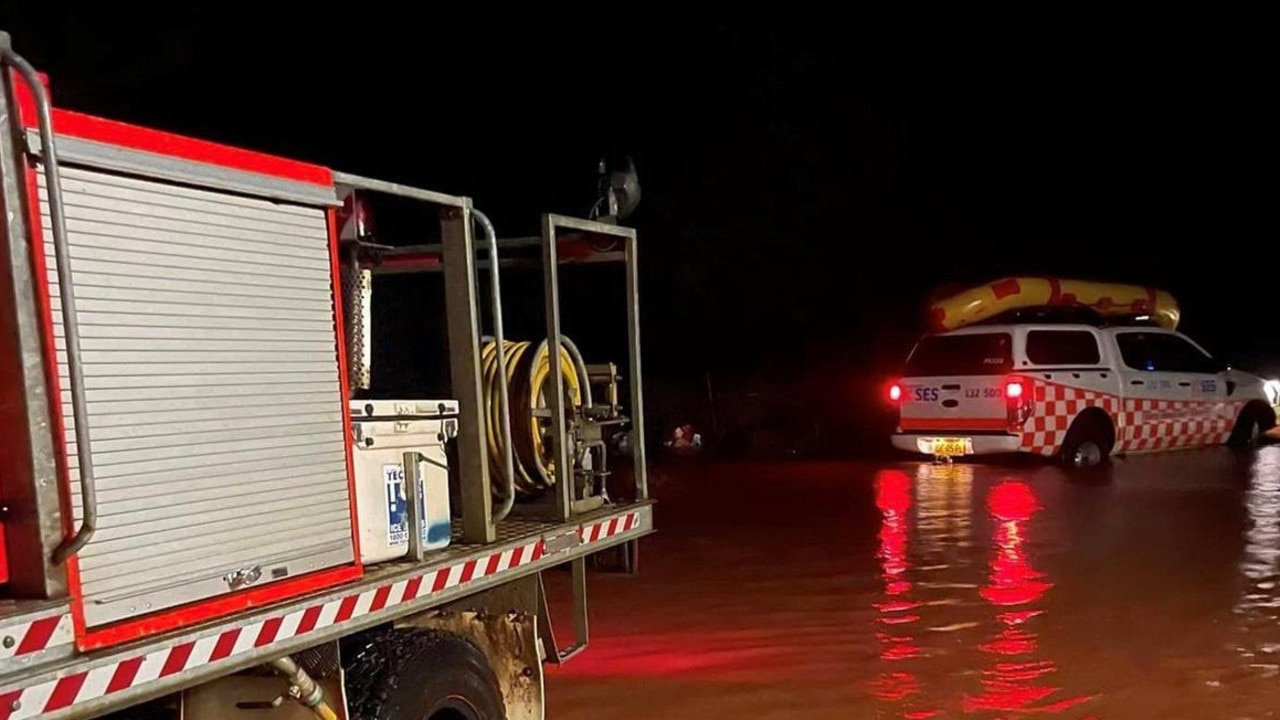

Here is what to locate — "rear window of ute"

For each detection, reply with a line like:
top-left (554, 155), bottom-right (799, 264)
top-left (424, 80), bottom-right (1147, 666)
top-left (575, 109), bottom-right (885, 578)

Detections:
top-left (905, 333), bottom-right (1012, 376)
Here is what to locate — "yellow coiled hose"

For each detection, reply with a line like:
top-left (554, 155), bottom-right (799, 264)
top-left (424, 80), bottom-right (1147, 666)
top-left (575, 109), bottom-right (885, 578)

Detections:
top-left (481, 339), bottom-right (586, 500)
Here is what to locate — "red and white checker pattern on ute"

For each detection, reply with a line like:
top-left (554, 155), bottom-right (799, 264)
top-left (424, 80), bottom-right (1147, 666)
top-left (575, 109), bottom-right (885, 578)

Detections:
top-left (1018, 378), bottom-right (1245, 457)
top-left (1019, 380), bottom-right (1118, 456)
top-left (1114, 397), bottom-right (1240, 452)
top-left (0, 511), bottom-right (641, 720)
top-left (0, 612), bottom-right (73, 663)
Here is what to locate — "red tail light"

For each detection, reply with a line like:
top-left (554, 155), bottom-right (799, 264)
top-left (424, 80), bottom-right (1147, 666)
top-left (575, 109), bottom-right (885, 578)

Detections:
top-left (1005, 378), bottom-right (1032, 431)
top-left (888, 383), bottom-right (902, 403)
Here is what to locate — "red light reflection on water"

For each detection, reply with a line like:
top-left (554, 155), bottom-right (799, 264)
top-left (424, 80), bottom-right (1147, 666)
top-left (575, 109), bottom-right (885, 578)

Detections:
top-left (875, 471), bottom-right (919, 658)
top-left (963, 481), bottom-right (1094, 715)
top-left (872, 470), bottom-right (938, 716)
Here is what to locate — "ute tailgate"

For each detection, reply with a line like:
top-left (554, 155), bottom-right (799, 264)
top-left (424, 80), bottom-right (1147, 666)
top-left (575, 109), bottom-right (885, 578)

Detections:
top-left (899, 376), bottom-right (1010, 431)
top-left (899, 330), bottom-right (1015, 433)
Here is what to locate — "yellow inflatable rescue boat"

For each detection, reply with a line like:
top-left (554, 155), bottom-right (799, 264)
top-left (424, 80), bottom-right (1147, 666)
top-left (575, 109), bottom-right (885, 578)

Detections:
top-left (928, 278), bottom-right (1180, 332)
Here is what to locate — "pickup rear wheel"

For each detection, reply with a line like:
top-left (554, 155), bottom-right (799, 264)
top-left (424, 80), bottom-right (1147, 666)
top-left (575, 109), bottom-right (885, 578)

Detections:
top-left (1066, 439), bottom-right (1103, 468)
top-left (344, 629), bottom-right (506, 720)
top-left (1060, 411), bottom-right (1114, 469)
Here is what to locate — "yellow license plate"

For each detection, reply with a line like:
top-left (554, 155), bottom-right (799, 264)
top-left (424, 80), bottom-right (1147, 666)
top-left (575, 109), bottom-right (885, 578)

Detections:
top-left (931, 438), bottom-right (973, 457)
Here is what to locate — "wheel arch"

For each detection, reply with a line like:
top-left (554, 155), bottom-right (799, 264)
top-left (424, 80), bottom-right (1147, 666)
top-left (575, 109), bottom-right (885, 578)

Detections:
top-left (394, 574), bottom-right (544, 720)
top-left (1063, 406), bottom-right (1117, 456)
top-left (1231, 399), bottom-right (1277, 447)
top-left (1235, 399), bottom-right (1277, 431)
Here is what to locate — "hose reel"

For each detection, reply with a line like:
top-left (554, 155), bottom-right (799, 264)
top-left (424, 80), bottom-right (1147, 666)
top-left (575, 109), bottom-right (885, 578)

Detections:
top-left (482, 337), bottom-right (622, 504)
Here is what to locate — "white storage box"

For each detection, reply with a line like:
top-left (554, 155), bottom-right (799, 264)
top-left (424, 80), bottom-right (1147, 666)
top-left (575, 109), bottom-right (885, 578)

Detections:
top-left (350, 400), bottom-right (458, 563)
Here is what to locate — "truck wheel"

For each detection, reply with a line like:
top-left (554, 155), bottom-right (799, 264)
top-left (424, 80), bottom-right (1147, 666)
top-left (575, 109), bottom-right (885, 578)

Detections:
top-left (344, 629), bottom-right (506, 720)
top-left (1230, 403), bottom-right (1276, 449)
top-left (1060, 412), bottom-right (1114, 469)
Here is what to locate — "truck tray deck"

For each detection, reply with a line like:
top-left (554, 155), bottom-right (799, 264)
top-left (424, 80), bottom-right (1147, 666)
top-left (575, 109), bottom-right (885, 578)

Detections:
top-left (0, 502), bottom-right (653, 720)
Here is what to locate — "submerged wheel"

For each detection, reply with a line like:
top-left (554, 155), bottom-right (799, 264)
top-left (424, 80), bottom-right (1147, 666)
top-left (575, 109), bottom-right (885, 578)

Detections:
top-left (1060, 412), bottom-right (1114, 469)
top-left (1065, 439), bottom-right (1104, 468)
top-left (1230, 403), bottom-right (1277, 449)
top-left (344, 629), bottom-right (505, 720)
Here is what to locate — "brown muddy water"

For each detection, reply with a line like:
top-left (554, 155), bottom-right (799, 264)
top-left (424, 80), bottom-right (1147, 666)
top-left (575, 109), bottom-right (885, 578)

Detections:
top-left (545, 448), bottom-right (1280, 719)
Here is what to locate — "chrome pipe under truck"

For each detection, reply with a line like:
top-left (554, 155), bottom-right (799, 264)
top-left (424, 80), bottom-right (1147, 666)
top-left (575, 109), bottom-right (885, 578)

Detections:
top-left (0, 31), bottom-right (653, 720)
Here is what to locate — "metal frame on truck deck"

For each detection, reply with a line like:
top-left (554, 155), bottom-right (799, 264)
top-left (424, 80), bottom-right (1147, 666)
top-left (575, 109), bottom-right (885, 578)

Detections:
top-left (540, 216), bottom-right (649, 520)
top-left (373, 215), bottom-right (650, 523)
top-left (0, 32), bottom-right (654, 719)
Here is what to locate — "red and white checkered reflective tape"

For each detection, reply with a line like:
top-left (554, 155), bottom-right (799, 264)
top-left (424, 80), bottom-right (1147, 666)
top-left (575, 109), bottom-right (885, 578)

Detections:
top-left (0, 510), bottom-right (641, 719)
top-left (1017, 377), bottom-right (1244, 456)
top-left (0, 612), bottom-right (73, 663)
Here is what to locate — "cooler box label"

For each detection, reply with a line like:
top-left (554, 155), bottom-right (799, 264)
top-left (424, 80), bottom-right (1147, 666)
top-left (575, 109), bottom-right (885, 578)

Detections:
top-left (384, 463), bottom-right (427, 546)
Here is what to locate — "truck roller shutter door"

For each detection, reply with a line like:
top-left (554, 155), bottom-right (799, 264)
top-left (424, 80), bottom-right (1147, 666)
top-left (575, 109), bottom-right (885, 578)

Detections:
top-left (38, 165), bottom-right (354, 628)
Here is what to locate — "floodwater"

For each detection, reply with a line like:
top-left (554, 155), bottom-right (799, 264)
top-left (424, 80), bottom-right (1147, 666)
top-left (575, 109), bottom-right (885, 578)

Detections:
top-left (545, 448), bottom-right (1280, 718)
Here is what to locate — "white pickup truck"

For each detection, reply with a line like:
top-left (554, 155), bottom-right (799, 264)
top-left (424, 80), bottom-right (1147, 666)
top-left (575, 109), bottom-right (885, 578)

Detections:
top-left (890, 323), bottom-right (1278, 467)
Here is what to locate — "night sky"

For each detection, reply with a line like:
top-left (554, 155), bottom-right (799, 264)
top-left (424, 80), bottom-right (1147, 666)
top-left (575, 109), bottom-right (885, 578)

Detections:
top-left (2, 11), bottom-right (1272, 448)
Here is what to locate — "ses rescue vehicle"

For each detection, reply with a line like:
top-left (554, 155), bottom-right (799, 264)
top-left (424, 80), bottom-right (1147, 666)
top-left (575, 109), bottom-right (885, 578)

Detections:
top-left (0, 33), bottom-right (651, 720)
top-left (890, 278), bottom-right (1280, 467)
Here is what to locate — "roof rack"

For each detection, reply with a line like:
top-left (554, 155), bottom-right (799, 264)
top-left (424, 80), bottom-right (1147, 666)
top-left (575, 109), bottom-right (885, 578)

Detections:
top-left (975, 306), bottom-right (1164, 328)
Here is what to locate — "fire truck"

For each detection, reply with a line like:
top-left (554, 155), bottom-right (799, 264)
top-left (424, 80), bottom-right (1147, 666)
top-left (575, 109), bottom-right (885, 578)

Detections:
top-left (0, 31), bottom-right (652, 719)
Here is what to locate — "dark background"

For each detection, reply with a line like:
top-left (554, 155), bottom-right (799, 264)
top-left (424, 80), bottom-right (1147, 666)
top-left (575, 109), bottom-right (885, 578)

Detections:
top-left (1, 11), bottom-right (1271, 454)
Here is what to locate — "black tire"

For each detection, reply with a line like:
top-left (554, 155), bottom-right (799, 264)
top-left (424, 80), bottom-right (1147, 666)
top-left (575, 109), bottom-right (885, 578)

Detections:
top-left (1060, 412), bottom-right (1114, 469)
top-left (344, 629), bottom-right (505, 720)
top-left (1230, 403), bottom-right (1277, 449)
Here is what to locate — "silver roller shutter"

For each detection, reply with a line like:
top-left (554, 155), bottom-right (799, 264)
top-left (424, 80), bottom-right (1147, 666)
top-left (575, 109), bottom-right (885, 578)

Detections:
top-left (38, 165), bottom-right (354, 627)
